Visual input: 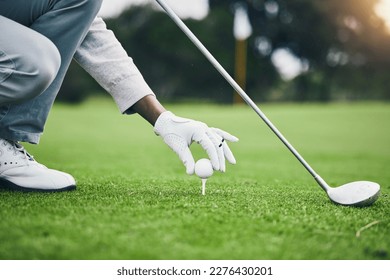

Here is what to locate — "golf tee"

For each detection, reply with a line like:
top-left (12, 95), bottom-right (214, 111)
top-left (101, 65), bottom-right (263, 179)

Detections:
top-left (201, 178), bottom-right (207, 195)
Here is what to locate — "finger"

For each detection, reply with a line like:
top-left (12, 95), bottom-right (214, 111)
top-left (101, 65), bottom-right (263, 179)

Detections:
top-left (164, 135), bottom-right (195, 174)
top-left (206, 130), bottom-right (225, 172)
top-left (180, 147), bottom-right (195, 175)
top-left (222, 141), bottom-right (237, 164)
top-left (197, 133), bottom-right (220, 171)
top-left (211, 127), bottom-right (239, 142)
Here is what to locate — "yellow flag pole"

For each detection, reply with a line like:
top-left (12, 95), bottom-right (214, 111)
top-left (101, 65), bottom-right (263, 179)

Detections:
top-left (234, 38), bottom-right (247, 104)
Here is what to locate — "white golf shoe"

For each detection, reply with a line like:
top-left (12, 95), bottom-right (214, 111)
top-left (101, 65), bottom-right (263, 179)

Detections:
top-left (0, 139), bottom-right (76, 192)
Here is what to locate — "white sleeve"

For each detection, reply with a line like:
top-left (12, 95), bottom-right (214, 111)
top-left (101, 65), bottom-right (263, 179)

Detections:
top-left (74, 17), bottom-right (155, 113)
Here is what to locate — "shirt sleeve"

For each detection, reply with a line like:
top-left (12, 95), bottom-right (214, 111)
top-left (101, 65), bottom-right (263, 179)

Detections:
top-left (74, 17), bottom-right (155, 114)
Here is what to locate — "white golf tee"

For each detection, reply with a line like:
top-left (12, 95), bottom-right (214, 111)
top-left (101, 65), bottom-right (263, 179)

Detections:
top-left (201, 178), bottom-right (207, 195)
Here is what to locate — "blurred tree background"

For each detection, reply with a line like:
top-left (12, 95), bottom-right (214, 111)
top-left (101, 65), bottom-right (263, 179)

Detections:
top-left (58, 0), bottom-right (390, 104)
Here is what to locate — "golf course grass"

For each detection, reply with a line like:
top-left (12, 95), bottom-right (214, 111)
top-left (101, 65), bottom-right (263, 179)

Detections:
top-left (0, 98), bottom-right (389, 260)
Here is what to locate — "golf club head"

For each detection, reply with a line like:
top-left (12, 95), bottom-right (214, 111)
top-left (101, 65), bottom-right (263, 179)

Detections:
top-left (327, 181), bottom-right (380, 207)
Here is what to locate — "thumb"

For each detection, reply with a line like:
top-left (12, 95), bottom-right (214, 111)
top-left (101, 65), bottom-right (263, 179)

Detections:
top-left (179, 147), bottom-right (195, 175)
top-left (163, 134), bottom-right (195, 175)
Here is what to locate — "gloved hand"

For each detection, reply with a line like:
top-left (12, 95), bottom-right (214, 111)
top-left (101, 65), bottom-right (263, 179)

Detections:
top-left (154, 111), bottom-right (238, 175)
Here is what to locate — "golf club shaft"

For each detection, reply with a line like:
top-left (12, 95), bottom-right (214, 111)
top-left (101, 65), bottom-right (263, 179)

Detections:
top-left (155, 0), bottom-right (327, 188)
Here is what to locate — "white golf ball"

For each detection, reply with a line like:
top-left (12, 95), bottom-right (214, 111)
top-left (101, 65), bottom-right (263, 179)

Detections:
top-left (195, 158), bottom-right (214, 179)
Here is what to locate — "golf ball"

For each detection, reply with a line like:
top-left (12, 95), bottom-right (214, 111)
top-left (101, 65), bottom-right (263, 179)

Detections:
top-left (195, 158), bottom-right (213, 179)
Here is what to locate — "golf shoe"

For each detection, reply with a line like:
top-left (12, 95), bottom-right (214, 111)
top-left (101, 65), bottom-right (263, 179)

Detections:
top-left (0, 139), bottom-right (76, 192)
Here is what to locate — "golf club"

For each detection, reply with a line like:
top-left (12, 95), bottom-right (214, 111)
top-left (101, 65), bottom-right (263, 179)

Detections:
top-left (155, 0), bottom-right (380, 206)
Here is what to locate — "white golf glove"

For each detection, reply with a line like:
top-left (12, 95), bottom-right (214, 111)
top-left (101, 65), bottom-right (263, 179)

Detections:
top-left (154, 111), bottom-right (238, 175)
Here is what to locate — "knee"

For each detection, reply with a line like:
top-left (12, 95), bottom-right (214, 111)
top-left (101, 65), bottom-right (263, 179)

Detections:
top-left (33, 37), bottom-right (61, 90)
top-left (17, 38), bottom-right (61, 102)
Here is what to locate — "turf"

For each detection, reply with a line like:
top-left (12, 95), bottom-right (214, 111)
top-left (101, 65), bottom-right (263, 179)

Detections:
top-left (0, 99), bottom-right (389, 260)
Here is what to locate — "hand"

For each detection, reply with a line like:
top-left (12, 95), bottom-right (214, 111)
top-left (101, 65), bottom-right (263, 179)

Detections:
top-left (154, 111), bottom-right (238, 175)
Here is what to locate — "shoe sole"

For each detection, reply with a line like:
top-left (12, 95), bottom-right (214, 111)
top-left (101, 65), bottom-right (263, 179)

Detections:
top-left (0, 178), bottom-right (76, 192)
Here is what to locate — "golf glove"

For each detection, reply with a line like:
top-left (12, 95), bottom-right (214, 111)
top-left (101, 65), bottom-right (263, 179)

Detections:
top-left (154, 111), bottom-right (238, 175)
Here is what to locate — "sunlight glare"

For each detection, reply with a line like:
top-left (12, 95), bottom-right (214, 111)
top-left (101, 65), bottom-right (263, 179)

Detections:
top-left (375, 0), bottom-right (390, 31)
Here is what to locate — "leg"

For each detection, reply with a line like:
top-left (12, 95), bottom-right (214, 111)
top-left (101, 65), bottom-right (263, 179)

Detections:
top-left (0, 0), bottom-right (102, 191)
top-left (0, 16), bottom-right (60, 105)
top-left (0, 0), bottom-right (103, 143)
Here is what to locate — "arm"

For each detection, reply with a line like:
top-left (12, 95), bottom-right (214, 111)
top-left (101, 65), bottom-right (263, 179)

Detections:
top-left (74, 17), bottom-right (155, 113)
top-left (74, 17), bottom-right (238, 174)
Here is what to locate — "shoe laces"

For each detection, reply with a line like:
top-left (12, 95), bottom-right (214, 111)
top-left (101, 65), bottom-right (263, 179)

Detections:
top-left (3, 140), bottom-right (35, 162)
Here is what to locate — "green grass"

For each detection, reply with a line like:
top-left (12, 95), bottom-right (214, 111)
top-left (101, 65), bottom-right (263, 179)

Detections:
top-left (0, 98), bottom-right (389, 260)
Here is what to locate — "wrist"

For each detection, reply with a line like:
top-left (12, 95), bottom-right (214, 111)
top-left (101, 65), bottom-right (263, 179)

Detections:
top-left (132, 95), bottom-right (166, 125)
top-left (154, 111), bottom-right (174, 136)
